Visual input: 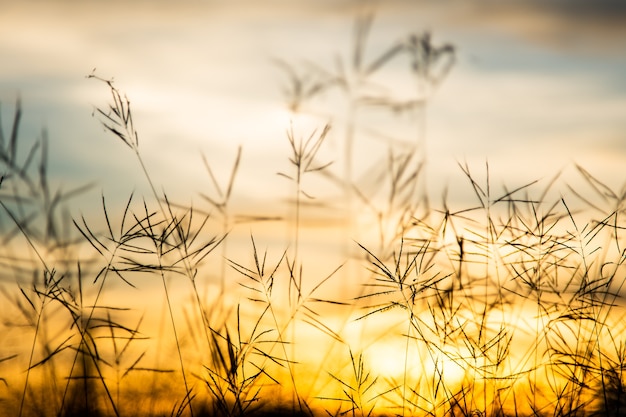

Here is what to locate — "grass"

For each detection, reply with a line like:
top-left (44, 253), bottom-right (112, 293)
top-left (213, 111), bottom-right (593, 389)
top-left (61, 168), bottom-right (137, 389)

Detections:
top-left (1, 5), bottom-right (626, 417)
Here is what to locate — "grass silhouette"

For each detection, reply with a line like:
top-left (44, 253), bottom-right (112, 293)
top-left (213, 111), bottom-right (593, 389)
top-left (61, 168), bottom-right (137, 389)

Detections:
top-left (1, 6), bottom-right (625, 417)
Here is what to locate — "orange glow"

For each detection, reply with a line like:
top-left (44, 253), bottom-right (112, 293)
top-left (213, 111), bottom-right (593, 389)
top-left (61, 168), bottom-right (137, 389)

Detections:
top-left (2, 1), bottom-right (626, 416)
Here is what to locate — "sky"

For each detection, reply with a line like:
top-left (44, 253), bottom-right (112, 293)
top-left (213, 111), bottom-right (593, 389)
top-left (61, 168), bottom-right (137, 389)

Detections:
top-left (1, 0), bottom-right (626, 232)
top-left (1, 1), bottom-right (626, 410)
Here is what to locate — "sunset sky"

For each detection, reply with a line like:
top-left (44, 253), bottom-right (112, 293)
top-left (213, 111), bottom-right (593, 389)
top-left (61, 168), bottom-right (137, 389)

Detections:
top-left (2, 3), bottom-right (626, 414)
top-left (1, 0), bottom-right (625, 218)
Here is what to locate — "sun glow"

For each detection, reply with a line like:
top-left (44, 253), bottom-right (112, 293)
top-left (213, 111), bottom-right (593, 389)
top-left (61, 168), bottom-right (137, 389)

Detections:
top-left (367, 342), bottom-right (467, 388)
top-left (367, 342), bottom-right (410, 379)
top-left (3, 0), bottom-right (626, 415)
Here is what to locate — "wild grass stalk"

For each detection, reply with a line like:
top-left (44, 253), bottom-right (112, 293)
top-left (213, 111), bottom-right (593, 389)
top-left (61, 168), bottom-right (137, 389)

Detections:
top-left (200, 145), bottom-right (242, 295)
top-left (89, 73), bottom-right (227, 416)
top-left (228, 235), bottom-right (345, 415)
top-left (227, 237), bottom-right (296, 408)
top-left (274, 2), bottom-right (454, 255)
top-left (323, 348), bottom-right (384, 417)
top-left (276, 122), bottom-right (333, 413)
top-left (203, 304), bottom-right (279, 417)
top-left (86, 77), bottom-right (199, 415)
top-left (0, 97), bottom-right (119, 417)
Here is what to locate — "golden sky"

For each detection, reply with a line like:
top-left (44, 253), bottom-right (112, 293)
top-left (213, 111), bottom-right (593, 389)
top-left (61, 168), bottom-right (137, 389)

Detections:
top-left (2, 3), bottom-right (626, 414)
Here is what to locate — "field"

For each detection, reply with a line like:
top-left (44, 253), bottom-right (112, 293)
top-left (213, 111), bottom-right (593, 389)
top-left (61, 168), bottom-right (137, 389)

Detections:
top-left (1, 6), bottom-right (626, 417)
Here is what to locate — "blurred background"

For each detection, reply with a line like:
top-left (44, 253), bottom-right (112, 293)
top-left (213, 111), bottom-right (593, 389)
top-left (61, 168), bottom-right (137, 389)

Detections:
top-left (1, 0), bottom-right (625, 211)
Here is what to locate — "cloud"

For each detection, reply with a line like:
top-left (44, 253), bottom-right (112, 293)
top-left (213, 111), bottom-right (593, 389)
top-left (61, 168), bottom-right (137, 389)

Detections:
top-left (427, 0), bottom-right (626, 55)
